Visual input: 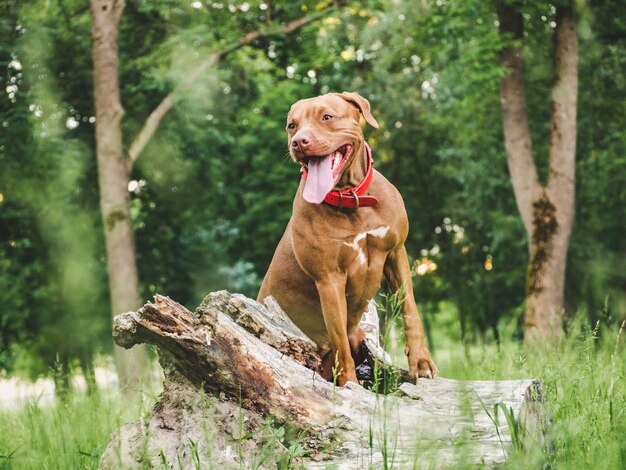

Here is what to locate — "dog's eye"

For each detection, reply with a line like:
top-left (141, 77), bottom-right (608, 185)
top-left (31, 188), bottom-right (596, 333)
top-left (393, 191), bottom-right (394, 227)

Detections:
top-left (287, 122), bottom-right (296, 130)
top-left (322, 114), bottom-right (333, 121)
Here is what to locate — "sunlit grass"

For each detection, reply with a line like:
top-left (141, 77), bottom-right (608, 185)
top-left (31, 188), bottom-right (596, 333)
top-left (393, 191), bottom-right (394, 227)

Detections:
top-left (0, 388), bottom-right (158, 470)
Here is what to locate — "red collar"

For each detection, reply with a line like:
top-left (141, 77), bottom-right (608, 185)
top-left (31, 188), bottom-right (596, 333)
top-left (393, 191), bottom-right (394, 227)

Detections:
top-left (301, 142), bottom-right (378, 209)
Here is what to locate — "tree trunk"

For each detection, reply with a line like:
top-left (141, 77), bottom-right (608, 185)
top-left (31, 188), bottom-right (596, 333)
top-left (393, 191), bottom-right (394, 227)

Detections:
top-left (420, 303), bottom-right (436, 354)
top-left (90, 0), bottom-right (149, 390)
top-left (101, 291), bottom-right (548, 469)
top-left (498, 1), bottom-right (578, 344)
top-left (80, 355), bottom-right (98, 395)
top-left (53, 355), bottom-right (71, 401)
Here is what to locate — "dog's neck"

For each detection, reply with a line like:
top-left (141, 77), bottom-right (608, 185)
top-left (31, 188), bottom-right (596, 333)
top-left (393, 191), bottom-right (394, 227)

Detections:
top-left (335, 141), bottom-right (367, 190)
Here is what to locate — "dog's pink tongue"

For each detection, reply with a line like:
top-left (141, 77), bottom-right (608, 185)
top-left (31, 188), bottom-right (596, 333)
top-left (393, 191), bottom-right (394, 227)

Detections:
top-left (303, 155), bottom-right (334, 204)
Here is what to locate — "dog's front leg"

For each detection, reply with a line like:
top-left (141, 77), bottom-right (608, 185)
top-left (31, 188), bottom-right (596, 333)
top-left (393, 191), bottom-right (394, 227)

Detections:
top-left (384, 245), bottom-right (438, 379)
top-left (315, 276), bottom-right (358, 386)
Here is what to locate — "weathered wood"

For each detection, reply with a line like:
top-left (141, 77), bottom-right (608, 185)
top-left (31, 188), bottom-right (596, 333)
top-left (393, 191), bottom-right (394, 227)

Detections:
top-left (102, 291), bottom-right (547, 469)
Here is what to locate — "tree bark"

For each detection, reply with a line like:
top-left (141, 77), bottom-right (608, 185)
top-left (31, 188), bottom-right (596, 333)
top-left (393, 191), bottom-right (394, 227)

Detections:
top-left (90, 0), bottom-right (149, 389)
top-left (497, 5), bottom-right (542, 235)
top-left (101, 291), bottom-right (548, 468)
top-left (498, 1), bottom-right (578, 344)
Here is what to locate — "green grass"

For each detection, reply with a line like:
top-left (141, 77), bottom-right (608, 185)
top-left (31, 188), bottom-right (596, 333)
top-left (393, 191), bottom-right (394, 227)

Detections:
top-left (433, 318), bottom-right (626, 469)
top-left (0, 388), bottom-right (157, 469)
top-left (1, 319), bottom-right (624, 469)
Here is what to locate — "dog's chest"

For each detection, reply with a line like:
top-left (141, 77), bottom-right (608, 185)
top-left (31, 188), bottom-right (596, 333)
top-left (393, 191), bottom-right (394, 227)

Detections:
top-left (339, 225), bottom-right (395, 270)
top-left (291, 210), bottom-right (400, 282)
top-left (340, 225), bottom-right (397, 309)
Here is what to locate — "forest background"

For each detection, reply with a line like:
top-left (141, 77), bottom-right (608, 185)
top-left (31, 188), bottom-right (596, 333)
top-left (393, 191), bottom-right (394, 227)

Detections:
top-left (0, 0), bottom-right (624, 394)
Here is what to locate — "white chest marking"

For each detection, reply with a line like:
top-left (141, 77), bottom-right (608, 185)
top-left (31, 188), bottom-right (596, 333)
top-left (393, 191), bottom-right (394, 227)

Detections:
top-left (343, 226), bottom-right (390, 265)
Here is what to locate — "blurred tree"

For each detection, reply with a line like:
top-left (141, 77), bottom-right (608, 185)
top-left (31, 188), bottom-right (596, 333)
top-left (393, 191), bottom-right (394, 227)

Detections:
top-left (1, 0), bottom-right (110, 393)
top-left (498, 0), bottom-right (578, 344)
top-left (90, 0), bottom-right (149, 390)
top-left (0, 0), bottom-right (33, 370)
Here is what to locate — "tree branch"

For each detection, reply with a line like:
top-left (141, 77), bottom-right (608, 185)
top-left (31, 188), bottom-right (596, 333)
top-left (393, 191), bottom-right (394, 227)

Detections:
top-left (497, 3), bottom-right (542, 238)
top-left (127, 4), bottom-right (341, 167)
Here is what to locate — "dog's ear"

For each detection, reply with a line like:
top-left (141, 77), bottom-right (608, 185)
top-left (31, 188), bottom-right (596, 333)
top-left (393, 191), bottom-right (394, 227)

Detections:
top-left (338, 92), bottom-right (379, 129)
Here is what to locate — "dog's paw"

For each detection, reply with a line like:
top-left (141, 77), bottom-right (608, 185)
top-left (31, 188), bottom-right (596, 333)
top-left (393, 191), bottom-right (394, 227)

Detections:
top-left (335, 370), bottom-right (359, 387)
top-left (407, 347), bottom-right (438, 380)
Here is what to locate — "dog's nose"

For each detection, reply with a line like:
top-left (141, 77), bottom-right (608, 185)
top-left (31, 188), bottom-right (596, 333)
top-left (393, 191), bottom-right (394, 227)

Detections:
top-left (292, 134), bottom-right (311, 150)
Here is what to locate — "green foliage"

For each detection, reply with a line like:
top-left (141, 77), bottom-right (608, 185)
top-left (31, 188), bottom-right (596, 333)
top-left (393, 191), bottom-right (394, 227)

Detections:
top-left (570, 0), bottom-right (626, 321)
top-left (1, 0), bottom-right (109, 379)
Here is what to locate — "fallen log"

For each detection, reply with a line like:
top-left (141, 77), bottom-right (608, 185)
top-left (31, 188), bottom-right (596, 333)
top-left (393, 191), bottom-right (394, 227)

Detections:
top-left (100, 291), bottom-right (548, 469)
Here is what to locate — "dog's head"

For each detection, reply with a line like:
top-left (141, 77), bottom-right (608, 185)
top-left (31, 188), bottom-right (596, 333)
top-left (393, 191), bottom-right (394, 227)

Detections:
top-left (286, 92), bottom-right (378, 204)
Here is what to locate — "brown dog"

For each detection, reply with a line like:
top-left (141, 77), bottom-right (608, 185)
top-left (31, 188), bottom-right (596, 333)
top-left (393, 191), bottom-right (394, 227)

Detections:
top-left (257, 92), bottom-right (437, 385)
